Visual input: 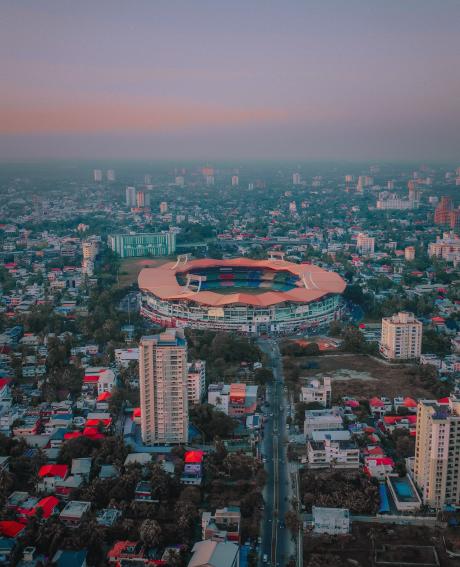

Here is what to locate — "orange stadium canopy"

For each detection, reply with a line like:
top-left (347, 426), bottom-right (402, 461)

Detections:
top-left (138, 258), bottom-right (346, 308)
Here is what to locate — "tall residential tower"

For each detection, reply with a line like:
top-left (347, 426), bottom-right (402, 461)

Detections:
top-left (139, 330), bottom-right (189, 445)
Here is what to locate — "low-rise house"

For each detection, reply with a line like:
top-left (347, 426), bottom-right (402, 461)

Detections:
top-left (59, 501), bottom-right (91, 528)
top-left (96, 509), bottom-right (122, 527)
top-left (202, 506), bottom-right (241, 543)
top-left (82, 368), bottom-right (116, 396)
top-left (381, 414), bottom-right (417, 435)
top-left (393, 397), bottom-right (417, 414)
top-left (37, 464), bottom-right (68, 493)
top-left (364, 456), bottom-right (395, 479)
top-left (71, 458), bottom-right (92, 480)
top-left (114, 348), bottom-right (139, 368)
top-left (312, 506), bottom-right (350, 535)
top-left (107, 541), bottom-right (146, 564)
top-left (134, 481), bottom-right (159, 503)
top-left (208, 383), bottom-right (257, 417)
top-left (188, 540), bottom-right (239, 567)
top-left (369, 397), bottom-right (392, 418)
top-left (181, 450), bottom-right (204, 486)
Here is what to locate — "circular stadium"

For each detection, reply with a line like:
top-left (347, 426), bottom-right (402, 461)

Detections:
top-left (138, 258), bottom-right (346, 335)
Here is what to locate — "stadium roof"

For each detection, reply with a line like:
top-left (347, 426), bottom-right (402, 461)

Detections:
top-left (138, 258), bottom-right (346, 308)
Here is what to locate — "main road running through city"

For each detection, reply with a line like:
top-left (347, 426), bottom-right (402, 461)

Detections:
top-left (257, 338), bottom-right (291, 567)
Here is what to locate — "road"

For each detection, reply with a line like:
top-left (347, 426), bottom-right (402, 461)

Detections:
top-left (258, 338), bottom-right (290, 567)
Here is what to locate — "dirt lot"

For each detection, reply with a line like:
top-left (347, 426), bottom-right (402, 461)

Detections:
top-left (303, 523), bottom-right (456, 567)
top-left (294, 354), bottom-right (435, 400)
top-left (118, 257), bottom-right (169, 286)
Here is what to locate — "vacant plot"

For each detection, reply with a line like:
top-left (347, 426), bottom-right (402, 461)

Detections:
top-left (303, 524), bottom-right (455, 567)
top-left (118, 257), bottom-right (169, 287)
top-left (293, 354), bottom-right (434, 400)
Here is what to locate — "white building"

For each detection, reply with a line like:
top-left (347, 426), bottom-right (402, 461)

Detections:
top-left (292, 172), bottom-right (301, 186)
top-left (304, 408), bottom-right (343, 438)
top-left (106, 169), bottom-right (116, 181)
top-left (231, 175), bottom-right (239, 187)
top-left (300, 377), bottom-right (331, 407)
top-left (187, 360), bottom-right (206, 405)
top-left (376, 198), bottom-right (417, 210)
top-left (126, 186), bottom-right (137, 207)
top-left (93, 169), bottom-right (102, 182)
top-left (139, 330), bottom-right (189, 445)
top-left (380, 312), bottom-right (422, 361)
top-left (306, 437), bottom-right (359, 469)
top-left (356, 233), bottom-right (375, 256)
top-left (405, 246), bottom-right (416, 261)
top-left (114, 348), bottom-right (139, 368)
top-left (312, 507), bottom-right (350, 535)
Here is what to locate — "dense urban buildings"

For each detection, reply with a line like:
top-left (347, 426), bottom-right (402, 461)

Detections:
top-left (139, 330), bottom-right (189, 445)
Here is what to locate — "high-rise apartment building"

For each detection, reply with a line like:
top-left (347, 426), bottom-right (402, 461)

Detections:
top-left (414, 397), bottom-right (460, 509)
top-left (356, 233), bottom-right (375, 256)
top-left (434, 197), bottom-right (453, 225)
top-left (231, 175), bottom-right (239, 187)
top-left (106, 169), bottom-right (116, 182)
top-left (292, 172), bottom-right (301, 185)
top-left (380, 312), bottom-right (422, 361)
top-left (136, 190), bottom-right (145, 208)
top-left (93, 169), bottom-right (103, 182)
top-left (139, 330), bottom-right (189, 445)
top-left (187, 360), bottom-right (206, 406)
top-left (160, 201), bottom-right (168, 214)
top-left (126, 186), bottom-right (137, 207)
top-left (404, 246), bottom-right (415, 262)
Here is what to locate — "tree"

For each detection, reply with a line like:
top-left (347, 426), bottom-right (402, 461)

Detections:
top-left (285, 510), bottom-right (300, 534)
top-left (254, 367), bottom-right (274, 385)
top-left (139, 519), bottom-right (162, 547)
top-left (190, 404), bottom-right (237, 441)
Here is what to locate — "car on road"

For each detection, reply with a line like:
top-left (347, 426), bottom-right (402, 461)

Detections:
top-left (262, 554), bottom-right (268, 563)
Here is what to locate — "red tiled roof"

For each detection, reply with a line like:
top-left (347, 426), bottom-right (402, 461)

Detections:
top-left (85, 418), bottom-right (111, 427)
top-left (184, 450), bottom-right (205, 464)
top-left (383, 415), bottom-right (417, 425)
top-left (83, 375), bottom-right (100, 383)
top-left (97, 391), bottom-right (112, 402)
top-left (64, 432), bottom-right (83, 440)
top-left (0, 520), bottom-right (25, 538)
top-left (403, 397), bottom-right (417, 408)
top-left (83, 427), bottom-right (104, 439)
top-left (369, 397), bottom-right (385, 407)
top-left (38, 464), bottom-right (68, 479)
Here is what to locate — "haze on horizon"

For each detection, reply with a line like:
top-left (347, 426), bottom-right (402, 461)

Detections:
top-left (1, 0), bottom-right (459, 162)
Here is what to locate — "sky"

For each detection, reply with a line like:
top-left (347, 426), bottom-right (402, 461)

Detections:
top-left (1, 0), bottom-right (459, 161)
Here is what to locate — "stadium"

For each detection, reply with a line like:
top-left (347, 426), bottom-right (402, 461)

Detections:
top-left (138, 258), bottom-right (346, 335)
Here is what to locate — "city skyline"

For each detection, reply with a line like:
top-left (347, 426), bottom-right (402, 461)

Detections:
top-left (1, 0), bottom-right (460, 160)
